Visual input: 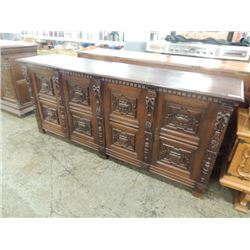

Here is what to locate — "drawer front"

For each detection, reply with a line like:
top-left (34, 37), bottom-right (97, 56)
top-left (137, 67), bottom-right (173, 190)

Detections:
top-left (61, 73), bottom-right (98, 150)
top-left (104, 83), bottom-right (145, 166)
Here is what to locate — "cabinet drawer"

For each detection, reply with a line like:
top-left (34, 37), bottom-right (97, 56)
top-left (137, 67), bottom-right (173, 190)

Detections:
top-left (69, 109), bottom-right (98, 150)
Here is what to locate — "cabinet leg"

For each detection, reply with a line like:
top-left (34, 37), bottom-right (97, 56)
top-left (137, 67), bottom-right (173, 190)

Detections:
top-left (98, 147), bottom-right (108, 159)
top-left (234, 191), bottom-right (250, 213)
top-left (192, 183), bottom-right (206, 198)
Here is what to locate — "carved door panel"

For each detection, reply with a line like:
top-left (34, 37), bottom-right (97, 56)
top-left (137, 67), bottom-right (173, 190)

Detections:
top-left (151, 93), bottom-right (222, 187)
top-left (61, 73), bottom-right (98, 150)
top-left (1, 58), bottom-right (17, 102)
top-left (8, 53), bottom-right (35, 105)
top-left (29, 67), bottom-right (67, 137)
top-left (104, 83), bottom-right (146, 167)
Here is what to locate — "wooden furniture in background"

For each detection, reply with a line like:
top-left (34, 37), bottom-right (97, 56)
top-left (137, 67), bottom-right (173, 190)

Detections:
top-left (18, 54), bottom-right (244, 196)
top-left (220, 108), bottom-right (250, 213)
top-left (78, 48), bottom-right (250, 106)
top-left (0, 40), bottom-right (37, 116)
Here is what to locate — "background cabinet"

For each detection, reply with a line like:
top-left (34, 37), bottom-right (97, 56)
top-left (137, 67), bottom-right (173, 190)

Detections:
top-left (0, 40), bottom-right (37, 116)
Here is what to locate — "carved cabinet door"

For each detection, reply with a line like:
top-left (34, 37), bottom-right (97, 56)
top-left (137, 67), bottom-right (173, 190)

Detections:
top-left (103, 83), bottom-right (146, 167)
top-left (1, 57), bottom-right (17, 102)
top-left (9, 53), bottom-right (35, 105)
top-left (61, 73), bottom-right (98, 151)
top-left (29, 66), bottom-right (68, 137)
top-left (151, 93), bottom-right (232, 190)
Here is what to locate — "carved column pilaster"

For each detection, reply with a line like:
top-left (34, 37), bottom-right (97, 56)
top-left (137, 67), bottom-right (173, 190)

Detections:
top-left (21, 64), bottom-right (44, 132)
top-left (194, 106), bottom-right (233, 195)
top-left (92, 77), bottom-right (106, 156)
top-left (52, 70), bottom-right (68, 137)
top-left (142, 89), bottom-right (157, 170)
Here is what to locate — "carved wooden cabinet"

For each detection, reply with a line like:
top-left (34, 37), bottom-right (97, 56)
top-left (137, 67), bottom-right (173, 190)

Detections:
top-left (19, 55), bottom-right (244, 196)
top-left (0, 40), bottom-right (37, 116)
top-left (220, 108), bottom-right (250, 212)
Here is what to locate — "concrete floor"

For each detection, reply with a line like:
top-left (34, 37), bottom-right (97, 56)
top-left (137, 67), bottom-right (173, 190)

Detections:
top-left (0, 110), bottom-right (249, 218)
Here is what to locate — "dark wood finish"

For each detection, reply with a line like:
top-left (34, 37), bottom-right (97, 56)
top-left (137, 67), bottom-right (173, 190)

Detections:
top-left (0, 40), bottom-right (37, 116)
top-left (78, 48), bottom-right (250, 106)
top-left (18, 55), bottom-right (244, 195)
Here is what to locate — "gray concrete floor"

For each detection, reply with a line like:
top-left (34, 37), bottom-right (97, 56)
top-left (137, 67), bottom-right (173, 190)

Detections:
top-left (0, 110), bottom-right (249, 218)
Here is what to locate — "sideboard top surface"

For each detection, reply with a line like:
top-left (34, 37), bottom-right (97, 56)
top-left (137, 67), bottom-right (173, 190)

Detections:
top-left (18, 54), bottom-right (244, 102)
top-left (78, 48), bottom-right (250, 75)
top-left (0, 39), bottom-right (37, 49)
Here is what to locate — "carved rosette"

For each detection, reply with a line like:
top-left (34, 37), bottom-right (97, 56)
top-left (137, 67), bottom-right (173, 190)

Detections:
top-left (143, 89), bottom-right (157, 169)
top-left (70, 85), bottom-right (89, 105)
top-left (165, 105), bottom-right (202, 135)
top-left (52, 71), bottom-right (67, 134)
top-left (238, 148), bottom-right (250, 180)
top-left (112, 129), bottom-right (135, 151)
top-left (92, 77), bottom-right (105, 154)
top-left (39, 77), bottom-right (53, 95)
top-left (43, 107), bottom-right (59, 124)
top-left (111, 93), bottom-right (137, 117)
top-left (160, 144), bottom-right (192, 171)
top-left (199, 109), bottom-right (232, 185)
top-left (72, 116), bottom-right (92, 136)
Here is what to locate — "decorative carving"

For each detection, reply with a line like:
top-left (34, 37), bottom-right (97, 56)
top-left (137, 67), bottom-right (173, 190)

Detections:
top-left (111, 93), bottom-right (137, 116)
top-left (92, 77), bottom-right (105, 154)
top-left (160, 143), bottom-right (192, 171)
top-left (92, 81), bottom-right (101, 115)
top-left (72, 115), bottom-right (92, 136)
top-left (53, 71), bottom-right (67, 133)
top-left (39, 77), bottom-right (53, 95)
top-left (1, 60), bottom-right (15, 99)
top-left (145, 90), bottom-right (156, 131)
top-left (112, 128), bottom-right (135, 152)
top-left (238, 148), bottom-right (250, 180)
top-left (143, 89), bottom-right (156, 168)
top-left (70, 84), bottom-right (89, 105)
top-left (165, 105), bottom-right (202, 134)
top-left (199, 110), bottom-right (232, 184)
top-left (43, 107), bottom-right (59, 124)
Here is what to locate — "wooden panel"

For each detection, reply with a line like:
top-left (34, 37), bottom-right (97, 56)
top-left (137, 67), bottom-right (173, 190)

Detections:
top-left (104, 83), bottom-right (145, 166)
top-left (29, 66), bottom-right (67, 137)
top-left (61, 73), bottom-right (98, 150)
top-left (151, 92), bottom-right (232, 193)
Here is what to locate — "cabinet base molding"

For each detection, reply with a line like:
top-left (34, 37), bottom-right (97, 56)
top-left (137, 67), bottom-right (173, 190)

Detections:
top-left (1, 99), bottom-right (34, 117)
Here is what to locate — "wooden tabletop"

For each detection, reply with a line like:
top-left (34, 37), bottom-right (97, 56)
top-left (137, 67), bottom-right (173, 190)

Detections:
top-left (0, 39), bottom-right (37, 49)
top-left (78, 48), bottom-right (250, 75)
top-left (18, 54), bottom-right (244, 102)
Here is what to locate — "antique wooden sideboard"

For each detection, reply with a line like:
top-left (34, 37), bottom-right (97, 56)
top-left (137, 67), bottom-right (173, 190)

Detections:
top-left (0, 40), bottom-right (37, 116)
top-left (78, 48), bottom-right (250, 106)
top-left (18, 54), bottom-right (244, 196)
